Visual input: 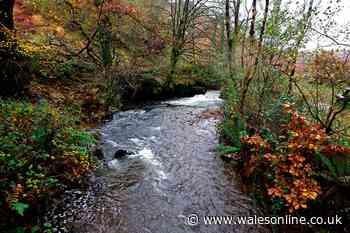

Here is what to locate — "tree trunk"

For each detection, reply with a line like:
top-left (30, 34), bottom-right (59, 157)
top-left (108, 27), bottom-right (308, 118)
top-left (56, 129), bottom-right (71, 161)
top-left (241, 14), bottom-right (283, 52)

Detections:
top-left (287, 0), bottom-right (314, 94)
top-left (239, 0), bottom-right (269, 114)
top-left (168, 0), bottom-right (189, 86)
top-left (232, 0), bottom-right (240, 73)
top-left (0, 0), bottom-right (15, 41)
top-left (0, 0), bottom-right (31, 97)
top-left (225, 0), bottom-right (232, 74)
top-left (170, 46), bottom-right (180, 74)
top-left (98, 16), bottom-right (113, 67)
top-left (167, 45), bottom-right (180, 87)
top-left (249, 0), bottom-right (257, 41)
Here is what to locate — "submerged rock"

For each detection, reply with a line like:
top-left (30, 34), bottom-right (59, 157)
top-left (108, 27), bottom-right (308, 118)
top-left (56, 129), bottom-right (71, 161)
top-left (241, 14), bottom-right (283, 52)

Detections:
top-left (114, 149), bottom-right (132, 159)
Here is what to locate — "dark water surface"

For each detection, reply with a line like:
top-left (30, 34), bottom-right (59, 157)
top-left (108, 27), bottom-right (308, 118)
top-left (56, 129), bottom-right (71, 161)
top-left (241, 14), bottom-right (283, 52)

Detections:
top-left (60, 91), bottom-right (270, 233)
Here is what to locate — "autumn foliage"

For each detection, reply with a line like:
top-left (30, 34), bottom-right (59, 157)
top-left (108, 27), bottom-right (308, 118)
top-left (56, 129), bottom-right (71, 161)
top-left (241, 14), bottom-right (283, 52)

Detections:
top-left (309, 50), bottom-right (350, 86)
top-left (238, 103), bottom-right (350, 213)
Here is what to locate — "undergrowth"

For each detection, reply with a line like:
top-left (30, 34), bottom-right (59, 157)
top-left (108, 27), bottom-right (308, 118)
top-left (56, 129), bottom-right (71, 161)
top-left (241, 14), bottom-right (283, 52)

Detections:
top-left (0, 100), bottom-right (97, 233)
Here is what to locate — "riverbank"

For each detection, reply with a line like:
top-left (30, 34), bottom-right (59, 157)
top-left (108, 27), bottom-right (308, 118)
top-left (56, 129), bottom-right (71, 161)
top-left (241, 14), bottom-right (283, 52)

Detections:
top-left (0, 100), bottom-right (98, 233)
top-left (218, 92), bottom-right (350, 233)
top-left (27, 70), bottom-right (218, 127)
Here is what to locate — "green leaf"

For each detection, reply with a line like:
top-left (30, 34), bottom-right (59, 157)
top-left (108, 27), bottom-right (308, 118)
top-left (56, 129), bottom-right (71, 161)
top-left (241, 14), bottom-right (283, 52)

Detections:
top-left (11, 202), bottom-right (29, 216)
top-left (32, 127), bottom-right (48, 145)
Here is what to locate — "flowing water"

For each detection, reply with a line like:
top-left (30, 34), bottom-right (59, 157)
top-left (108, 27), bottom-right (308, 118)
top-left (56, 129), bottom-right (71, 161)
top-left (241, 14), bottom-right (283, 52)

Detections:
top-left (57, 91), bottom-right (270, 233)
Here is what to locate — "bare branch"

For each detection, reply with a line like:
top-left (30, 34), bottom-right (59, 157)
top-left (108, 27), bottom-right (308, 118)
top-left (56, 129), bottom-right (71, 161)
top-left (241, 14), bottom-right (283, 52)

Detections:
top-left (310, 27), bottom-right (350, 48)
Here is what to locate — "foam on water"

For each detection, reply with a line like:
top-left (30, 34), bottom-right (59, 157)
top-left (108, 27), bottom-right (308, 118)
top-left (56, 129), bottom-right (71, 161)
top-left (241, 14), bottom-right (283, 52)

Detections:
top-left (129, 138), bottom-right (144, 146)
top-left (164, 90), bottom-right (223, 107)
top-left (105, 139), bottom-right (119, 148)
top-left (138, 148), bottom-right (161, 167)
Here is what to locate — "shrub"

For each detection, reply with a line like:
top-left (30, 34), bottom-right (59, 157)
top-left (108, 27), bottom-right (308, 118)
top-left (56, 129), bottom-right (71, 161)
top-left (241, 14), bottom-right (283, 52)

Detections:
top-left (236, 103), bottom-right (350, 214)
top-left (0, 100), bottom-right (96, 232)
top-left (219, 80), bottom-right (247, 147)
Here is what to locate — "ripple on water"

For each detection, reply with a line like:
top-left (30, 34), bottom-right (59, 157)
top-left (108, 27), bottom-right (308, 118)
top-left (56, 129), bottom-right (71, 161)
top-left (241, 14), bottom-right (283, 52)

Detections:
top-left (55, 91), bottom-right (270, 233)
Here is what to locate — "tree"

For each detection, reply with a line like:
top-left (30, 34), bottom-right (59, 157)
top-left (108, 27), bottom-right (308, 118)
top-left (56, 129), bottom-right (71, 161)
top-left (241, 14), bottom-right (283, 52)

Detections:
top-left (0, 0), bottom-right (30, 97)
top-left (239, 0), bottom-right (270, 113)
top-left (225, 0), bottom-right (232, 74)
top-left (248, 0), bottom-right (257, 41)
top-left (168, 0), bottom-right (211, 84)
top-left (287, 0), bottom-right (315, 94)
top-left (0, 0), bottom-right (15, 40)
top-left (232, 0), bottom-right (240, 67)
top-left (224, 0), bottom-right (240, 76)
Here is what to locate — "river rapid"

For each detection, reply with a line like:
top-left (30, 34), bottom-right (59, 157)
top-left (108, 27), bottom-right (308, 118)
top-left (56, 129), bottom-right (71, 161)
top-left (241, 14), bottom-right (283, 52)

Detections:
top-left (53, 91), bottom-right (269, 233)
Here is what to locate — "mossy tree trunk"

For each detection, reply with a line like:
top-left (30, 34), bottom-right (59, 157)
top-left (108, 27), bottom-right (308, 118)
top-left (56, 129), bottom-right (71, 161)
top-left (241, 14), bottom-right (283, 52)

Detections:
top-left (168, 45), bottom-right (180, 85)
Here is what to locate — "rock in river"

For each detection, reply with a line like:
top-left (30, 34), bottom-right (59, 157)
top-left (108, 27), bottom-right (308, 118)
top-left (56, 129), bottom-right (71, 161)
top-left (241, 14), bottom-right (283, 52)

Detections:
top-left (114, 149), bottom-right (132, 159)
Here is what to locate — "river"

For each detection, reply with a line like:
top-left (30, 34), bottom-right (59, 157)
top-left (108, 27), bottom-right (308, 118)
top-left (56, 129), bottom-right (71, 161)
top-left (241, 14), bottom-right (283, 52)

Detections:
top-left (52, 91), bottom-right (269, 233)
